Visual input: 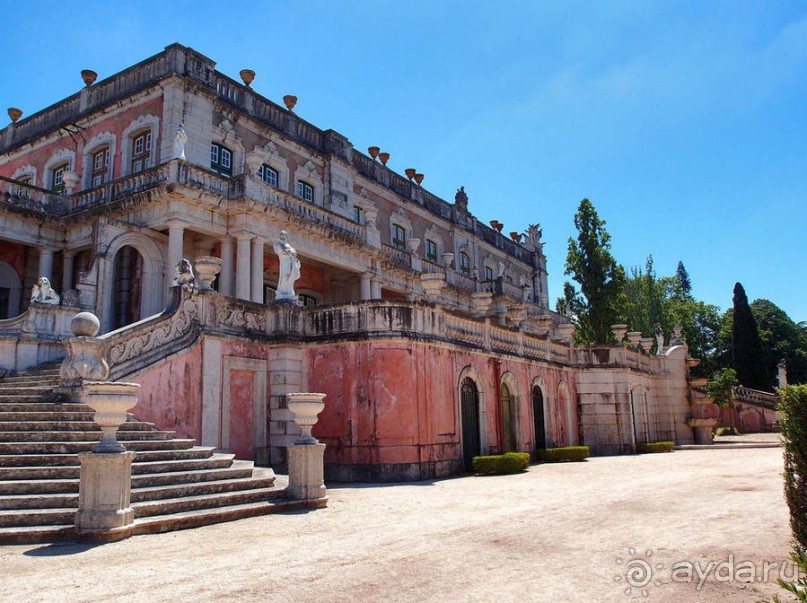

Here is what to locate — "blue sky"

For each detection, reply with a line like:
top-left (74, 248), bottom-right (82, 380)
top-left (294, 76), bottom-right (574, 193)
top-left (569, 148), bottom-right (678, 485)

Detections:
top-left (3, 1), bottom-right (805, 321)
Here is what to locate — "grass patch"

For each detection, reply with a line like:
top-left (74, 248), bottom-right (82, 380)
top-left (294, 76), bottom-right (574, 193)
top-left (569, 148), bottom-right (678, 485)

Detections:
top-left (715, 426), bottom-right (740, 436)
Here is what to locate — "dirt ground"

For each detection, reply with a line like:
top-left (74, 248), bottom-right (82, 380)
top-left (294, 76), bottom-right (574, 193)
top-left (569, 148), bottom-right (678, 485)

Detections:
top-left (1, 437), bottom-right (795, 603)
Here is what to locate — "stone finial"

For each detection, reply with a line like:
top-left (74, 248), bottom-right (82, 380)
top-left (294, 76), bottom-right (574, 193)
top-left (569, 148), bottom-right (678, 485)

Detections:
top-left (7, 107), bottom-right (23, 123)
top-left (30, 277), bottom-right (60, 305)
top-left (60, 312), bottom-right (109, 387)
top-left (378, 152), bottom-right (390, 165)
top-left (414, 173), bottom-right (424, 186)
top-left (455, 186), bottom-right (469, 212)
top-left (368, 146), bottom-right (380, 160)
top-left (72, 311), bottom-right (100, 337)
top-left (420, 272), bottom-right (446, 304)
top-left (283, 94), bottom-right (298, 112)
top-left (611, 324), bottom-right (628, 343)
top-left (81, 69), bottom-right (98, 87)
top-left (405, 168), bottom-right (416, 181)
top-left (194, 256), bottom-right (222, 291)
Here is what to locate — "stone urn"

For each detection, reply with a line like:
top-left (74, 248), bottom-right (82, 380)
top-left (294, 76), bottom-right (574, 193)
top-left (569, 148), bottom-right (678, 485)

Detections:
top-left (378, 152), bottom-right (390, 166)
top-left (640, 337), bottom-right (655, 353)
top-left (405, 168), bottom-right (416, 180)
top-left (245, 151), bottom-right (264, 175)
top-left (611, 323), bottom-right (628, 343)
top-left (414, 173), bottom-right (424, 186)
top-left (283, 94), bottom-right (298, 112)
top-left (406, 237), bottom-right (421, 255)
top-left (81, 69), bottom-right (98, 87)
top-left (7, 107), bottom-right (23, 123)
top-left (62, 170), bottom-right (80, 194)
top-left (420, 272), bottom-right (446, 304)
top-left (558, 323), bottom-right (576, 344)
top-left (470, 291), bottom-right (493, 318)
top-left (194, 255), bottom-right (222, 291)
top-left (441, 252), bottom-right (454, 268)
top-left (83, 381), bottom-right (141, 453)
top-left (368, 146), bottom-right (380, 160)
top-left (239, 69), bottom-right (256, 87)
top-left (627, 331), bottom-right (642, 348)
top-left (287, 393), bottom-right (326, 445)
top-left (508, 304), bottom-right (529, 329)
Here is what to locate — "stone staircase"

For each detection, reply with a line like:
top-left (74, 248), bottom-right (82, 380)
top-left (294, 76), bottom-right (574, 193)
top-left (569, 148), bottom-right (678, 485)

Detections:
top-left (0, 365), bottom-right (318, 544)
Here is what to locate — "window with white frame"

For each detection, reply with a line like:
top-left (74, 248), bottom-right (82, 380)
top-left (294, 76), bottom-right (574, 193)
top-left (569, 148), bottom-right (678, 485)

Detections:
top-left (426, 239), bottom-right (438, 262)
top-left (392, 223), bottom-right (406, 249)
top-left (459, 251), bottom-right (471, 275)
top-left (353, 205), bottom-right (365, 224)
top-left (91, 146), bottom-right (111, 187)
top-left (296, 180), bottom-right (314, 202)
top-left (131, 131), bottom-right (152, 174)
top-left (51, 163), bottom-right (69, 192)
top-left (258, 164), bottom-right (278, 186)
top-left (211, 143), bottom-right (233, 177)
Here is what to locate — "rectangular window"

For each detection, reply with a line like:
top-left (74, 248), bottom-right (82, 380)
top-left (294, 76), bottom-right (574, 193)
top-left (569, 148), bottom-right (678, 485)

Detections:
top-left (132, 132), bottom-right (151, 174)
top-left (392, 224), bottom-right (406, 249)
top-left (296, 180), bottom-right (314, 202)
top-left (91, 147), bottom-right (110, 187)
top-left (426, 239), bottom-right (438, 262)
top-left (211, 143), bottom-right (233, 177)
top-left (460, 252), bottom-right (471, 275)
top-left (484, 266), bottom-right (494, 281)
top-left (51, 163), bottom-right (68, 192)
top-left (258, 164), bottom-right (278, 187)
top-left (353, 205), bottom-right (364, 224)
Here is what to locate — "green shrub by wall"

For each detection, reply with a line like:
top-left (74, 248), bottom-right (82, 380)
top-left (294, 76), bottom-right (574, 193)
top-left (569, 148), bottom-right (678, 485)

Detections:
top-left (779, 384), bottom-right (807, 555)
top-left (472, 452), bottom-right (530, 474)
top-left (536, 446), bottom-right (590, 463)
top-left (636, 441), bottom-right (675, 454)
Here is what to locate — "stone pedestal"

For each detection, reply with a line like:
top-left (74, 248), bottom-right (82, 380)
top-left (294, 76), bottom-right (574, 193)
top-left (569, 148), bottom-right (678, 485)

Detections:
top-left (75, 451), bottom-right (135, 537)
top-left (687, 418), bottom-right (719, 444)
top-left (287, 443), bottom-right (326, 500)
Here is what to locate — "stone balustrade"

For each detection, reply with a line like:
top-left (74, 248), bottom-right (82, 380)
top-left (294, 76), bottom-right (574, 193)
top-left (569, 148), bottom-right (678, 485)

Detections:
top-left (735, 386), bottom-right (780, 410)
top-left (0, 303), bottom-right (79, 371)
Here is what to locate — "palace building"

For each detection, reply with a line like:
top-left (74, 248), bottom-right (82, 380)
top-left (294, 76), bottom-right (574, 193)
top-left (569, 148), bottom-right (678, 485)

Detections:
top-left (0, 44), bottom-right (708, 481)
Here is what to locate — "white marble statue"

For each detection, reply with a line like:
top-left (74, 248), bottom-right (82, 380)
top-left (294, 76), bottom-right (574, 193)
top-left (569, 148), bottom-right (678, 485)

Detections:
top-left (274, 231), bottom-right (301, 300)
top-left (30, 276), bottom-right (60, 305)
top-left (173, 124), bottom-right (187, 160)
top-left (173, 258), bottom-right (195, 289)
top-left (655, 323), bottom-right (664, 355)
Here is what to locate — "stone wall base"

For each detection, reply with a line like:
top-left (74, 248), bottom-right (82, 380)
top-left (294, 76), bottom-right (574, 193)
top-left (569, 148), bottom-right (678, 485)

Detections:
top-left (325, 459), bottom-right (462, 483)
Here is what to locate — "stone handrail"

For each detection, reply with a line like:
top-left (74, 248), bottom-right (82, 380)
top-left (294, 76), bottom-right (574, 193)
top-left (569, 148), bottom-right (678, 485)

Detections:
top-left (70, 163), bottom-right (172, 213)
top-left (447, 271), bottom-right (477, 292)
top-left (0, 303), bottom-right (79, 371)
top-left (421, 259), bottom-right (446, 275)
top-left (0, 175), bottom-right (68, 216)
top-left (382, 244), bottom-right (412, 269)
top-left (735, 386), bottom-right (780, 411)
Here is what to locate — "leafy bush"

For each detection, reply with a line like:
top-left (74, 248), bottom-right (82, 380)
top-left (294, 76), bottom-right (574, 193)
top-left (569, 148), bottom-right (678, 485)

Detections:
top-left (779, 384), bottom-right (807, 555)
top-left (762, 550), bottom-right (807, 602)
top-left (714, 426), bottom-right (739, 436)
top-left (472, 452), bottom-right (530, 474)
top-left (636, 441), bottom-right (674, 454)
top-left (536, 446), bottom-right (590, 463)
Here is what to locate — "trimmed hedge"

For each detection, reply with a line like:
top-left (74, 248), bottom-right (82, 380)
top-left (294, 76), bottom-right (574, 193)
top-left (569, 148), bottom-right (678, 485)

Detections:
top-left (715, 426), bottom-right (739, 437)
top-left (779, 385), bottom-right (807, 555)
top-left (536, 446), bottom-right (590, 463)
top-left (636, 441), bottom-right (674, 454)
top-left (472, 452), bottom-right (530, 475)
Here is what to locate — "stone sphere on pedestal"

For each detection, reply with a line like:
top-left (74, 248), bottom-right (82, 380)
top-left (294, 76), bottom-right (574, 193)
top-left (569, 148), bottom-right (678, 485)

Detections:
top-left (72, 312), bottom-right (101, 337)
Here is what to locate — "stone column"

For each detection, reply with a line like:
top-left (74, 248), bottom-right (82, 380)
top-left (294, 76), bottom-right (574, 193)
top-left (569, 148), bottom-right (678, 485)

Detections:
top-left (166, 222), bottom-right (185, 299)
top-left (371, 278), bottom-right (382, 300)
top-left (235, 234), bottom-right (252, 301)
top-left (61, 251), bottom-right (74, 291)
top-left (38, 248), bottom-right (54, 283)
top-left (360, 273), bottom-right (372, 301)
top-left (219, 237), bottom-right (234, 297)
top-left (250, 238), bottom-right (265, 304)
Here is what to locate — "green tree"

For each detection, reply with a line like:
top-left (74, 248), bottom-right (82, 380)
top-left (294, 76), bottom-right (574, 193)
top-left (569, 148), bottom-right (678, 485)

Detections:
top-left (707, 368), bottom-right (739, 429)
top-left (622, 256), bottom-right (665, 341)
top-left (732, 283), bottom-right (770, 391)
top-left (675, 261), bottom-right (692, 298)
top-left (562, 199), bottom-right (625, 345)
top-left (751, 299), bottom-right (807, 385)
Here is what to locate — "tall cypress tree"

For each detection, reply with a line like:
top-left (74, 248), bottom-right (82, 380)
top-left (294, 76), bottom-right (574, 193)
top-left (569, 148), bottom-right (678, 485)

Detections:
top-left (732, 282), bottom-right (770, 390)
top-left (675, 261), bottom-right (692, 298)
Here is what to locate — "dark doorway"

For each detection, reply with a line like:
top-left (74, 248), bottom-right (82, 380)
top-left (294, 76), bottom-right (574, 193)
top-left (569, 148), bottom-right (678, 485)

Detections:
top-left (111, 245), bottom-right (143, 330)
top-left (460, 378), bottom-right (481, 471)
top-left (501, 383), bottom-right (515, 452)
top-left (532, 385), bottom-right (546, 451)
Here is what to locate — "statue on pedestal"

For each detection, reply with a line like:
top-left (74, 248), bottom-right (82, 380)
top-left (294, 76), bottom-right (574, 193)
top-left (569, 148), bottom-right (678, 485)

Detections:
top-left (30, 277), bottom-right (60, 305)
top-left (173, 124), bottom-right (187, 160)
top-left (274, 231), bottom-right (301, 301)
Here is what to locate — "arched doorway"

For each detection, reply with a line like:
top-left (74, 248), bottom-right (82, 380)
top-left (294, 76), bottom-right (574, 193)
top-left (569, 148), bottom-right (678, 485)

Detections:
top-left (532, 385), bottom-right (547, 451)
top-left (0, 261), bottom-right (22, 318)
top-left (111, 245), bottom-right (144, 330)
top-left (460, 377), bottom-right (481, 471)
top-left (501, 383), bottom-right (515, 452)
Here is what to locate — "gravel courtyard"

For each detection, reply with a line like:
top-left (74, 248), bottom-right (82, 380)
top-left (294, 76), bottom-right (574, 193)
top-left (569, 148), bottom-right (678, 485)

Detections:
top-left (1, 439), bottom-right (793, 603)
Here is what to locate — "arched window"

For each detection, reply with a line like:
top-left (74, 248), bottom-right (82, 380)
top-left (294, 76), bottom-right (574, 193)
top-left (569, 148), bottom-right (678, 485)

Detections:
top-left (460, 377), bottom-right (481, 471)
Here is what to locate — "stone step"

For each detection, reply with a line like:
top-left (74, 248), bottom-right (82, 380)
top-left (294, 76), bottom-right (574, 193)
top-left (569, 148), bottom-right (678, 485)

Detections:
top-left (0, 394), bottom-right (66, 404)
top-left (130, 497), bottom-right (326, 536)
top-left (0, 420), bottom-right (155, 432)
top-left (0, 387), bottom-right (63, 397)
top-left (0, 492), bottom-right (77, 510)
top-left (0, 507), bottom-right (75, 528)
top-left (132, 487), bottom-right (286, 518)
top-left (130, 463), bottom-right (256, 488)
top-left (0, 524), bottom-right (76, 544)
top-left (0, 478), bottom-right (78, 495)
top-left (0, 430), bottom-right (174, 442)
top-left (131, 474), bottom-right (276, 503)
top-left (0, 439), bottom-right (196, 455)
top-left (0, 410), bottom-right (98, 421)
top-left (0, 454), bottom-right (237, 480)
top-left (0, 446), bottom-right (215, 467)
top-left (0, 402), bottom-right (90, 412)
